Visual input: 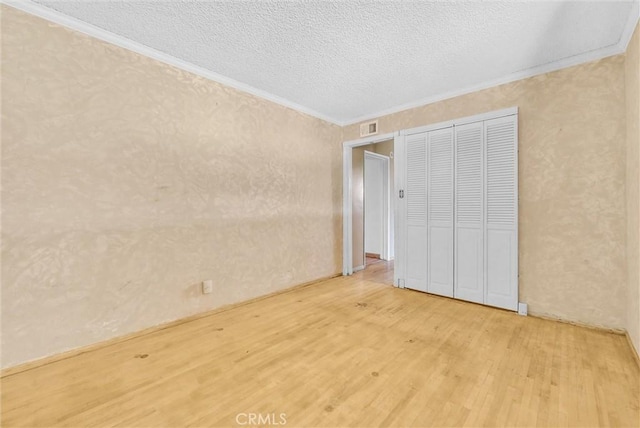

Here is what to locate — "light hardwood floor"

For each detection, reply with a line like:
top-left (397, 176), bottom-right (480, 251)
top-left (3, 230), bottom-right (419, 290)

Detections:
top-left (2, 261), bottom-right (639, 427)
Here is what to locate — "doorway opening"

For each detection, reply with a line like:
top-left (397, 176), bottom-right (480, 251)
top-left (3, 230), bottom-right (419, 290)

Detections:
top-left (349, 138), bottom-right (395, 285)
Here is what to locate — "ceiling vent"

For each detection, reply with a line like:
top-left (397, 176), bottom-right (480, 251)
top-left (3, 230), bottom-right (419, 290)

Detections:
top-left (360, 120), bottom-right (379, 137)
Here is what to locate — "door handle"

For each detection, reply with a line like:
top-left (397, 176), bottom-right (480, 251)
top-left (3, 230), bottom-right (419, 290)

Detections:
top-left (399, 190), bottom-right (404, 199)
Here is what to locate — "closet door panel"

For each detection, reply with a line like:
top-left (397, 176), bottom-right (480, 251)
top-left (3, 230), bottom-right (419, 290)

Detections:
top-left (405, 133), bottom-right (428, 292)
top-left (484, 116), bottom-right (518, 310)
top-left (456, 227), bottom-right (483, 300)
top-left (454, 122), bottom-right (484, 304)
top-left (429, 227), bottom-right (452, 294)
top-left (427, 128), bottom-right (454, 297)
top-left (487, 230), bottom-right (515, 297)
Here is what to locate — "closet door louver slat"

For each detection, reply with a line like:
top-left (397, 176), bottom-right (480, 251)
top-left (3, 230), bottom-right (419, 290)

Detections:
top-left (427, 128), bottom-right (454, 297)
top-left (404, 133), bottom-right (428, 292)
top-left (454, 122), bottom-right (484, 304)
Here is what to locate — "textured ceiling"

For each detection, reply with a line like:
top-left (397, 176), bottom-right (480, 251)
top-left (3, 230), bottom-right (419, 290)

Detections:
top-left (25, 1), bottom-right (640, 124)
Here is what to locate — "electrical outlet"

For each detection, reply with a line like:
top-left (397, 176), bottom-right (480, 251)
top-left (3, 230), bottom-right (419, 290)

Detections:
top-left (202, 280), bottom-right (213, 294)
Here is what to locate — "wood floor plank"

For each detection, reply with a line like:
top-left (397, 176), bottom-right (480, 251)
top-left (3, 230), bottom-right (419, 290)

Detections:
top-left (2, 260), bottom-right (639, 427)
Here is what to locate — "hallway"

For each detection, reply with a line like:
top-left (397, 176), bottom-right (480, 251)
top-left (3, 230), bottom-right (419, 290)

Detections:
top-left (360, 257), bottom-right (394, 286)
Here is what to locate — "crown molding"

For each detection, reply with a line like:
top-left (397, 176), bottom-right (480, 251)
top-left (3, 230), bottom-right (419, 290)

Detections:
top-left (3, 0), bottom-right (638, 128)
top-left (342, 1), bottom-right (640, 126)
top-left (1, 0), bottom-right (343, 126)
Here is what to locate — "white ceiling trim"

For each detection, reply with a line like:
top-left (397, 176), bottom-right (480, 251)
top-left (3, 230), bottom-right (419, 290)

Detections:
top-left (2, 0), bottom-right (344, 125)
top-left (3, 0), bottom-right (639, 128)
top-left (342, 2), bottom-right (640, 126)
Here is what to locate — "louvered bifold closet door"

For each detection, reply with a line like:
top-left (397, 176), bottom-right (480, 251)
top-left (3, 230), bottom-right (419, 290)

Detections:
top-left (454, 122), bottom-right (484, 304)
top-left (404, 132), bottom-right (428, 292)
top-left (427, 128), bottom-right (454, 297)
top-left (484, 116), bottom-right (518, 310)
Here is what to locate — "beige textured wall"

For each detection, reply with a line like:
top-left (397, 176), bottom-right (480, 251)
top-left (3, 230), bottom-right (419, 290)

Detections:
top-left (1, 6), bottom-right (343, 368)
top-left (626, 21), bottom-right (640, 356)
top-left (346, 55), bottom-right (628, 330)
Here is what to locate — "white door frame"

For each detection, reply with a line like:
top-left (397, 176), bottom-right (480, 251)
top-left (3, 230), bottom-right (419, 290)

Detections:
top-left (364, 150), bottom-right (391, 262)
top-left (342, 132), bottom-right (396, 276)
